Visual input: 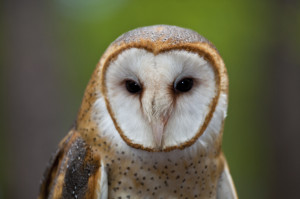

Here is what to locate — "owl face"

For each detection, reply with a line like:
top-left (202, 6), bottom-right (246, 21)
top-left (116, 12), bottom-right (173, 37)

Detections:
top-left (94, 25), bottom-right (228, 152)
top-left (102, 48), bottom-right (216, 151)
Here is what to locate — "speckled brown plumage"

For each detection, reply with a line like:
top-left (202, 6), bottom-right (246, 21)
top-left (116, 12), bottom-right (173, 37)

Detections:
top-left (38, 25), bottom-right (237, 199)
top-left (39, 128), bottom-right (225, 199)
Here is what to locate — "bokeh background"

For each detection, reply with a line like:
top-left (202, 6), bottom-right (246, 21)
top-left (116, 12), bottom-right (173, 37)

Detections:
top-left (1, 0), bottom-right (300, 198)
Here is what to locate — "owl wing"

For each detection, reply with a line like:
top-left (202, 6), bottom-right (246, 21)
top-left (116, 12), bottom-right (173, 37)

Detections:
top-left (216, 158), bottom-right (238, 199)
top-left (38, 129), bottom-right (107, 199)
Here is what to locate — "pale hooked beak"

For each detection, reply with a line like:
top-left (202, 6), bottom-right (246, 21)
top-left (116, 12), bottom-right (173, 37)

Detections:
top-left (151, 115), bottom-right (169, 149)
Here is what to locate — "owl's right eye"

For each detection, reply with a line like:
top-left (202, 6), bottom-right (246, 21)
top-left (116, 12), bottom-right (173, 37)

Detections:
top-left (125, 80), bottom-right (142, 94)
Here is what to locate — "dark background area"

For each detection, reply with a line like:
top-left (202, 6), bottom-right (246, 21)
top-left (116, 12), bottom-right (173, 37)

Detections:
top-left (1, 0), bottom-right (300, 198)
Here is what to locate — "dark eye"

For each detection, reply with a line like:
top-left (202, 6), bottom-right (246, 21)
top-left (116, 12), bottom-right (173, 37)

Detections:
top-left (125, 80), bottom-right (141, 94)
top-left (175, 78), bottom-right (194, 92)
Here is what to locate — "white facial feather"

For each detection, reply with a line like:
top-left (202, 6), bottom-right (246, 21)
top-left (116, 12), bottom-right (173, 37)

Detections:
top-left (105, 49), bottom-right (156, 148)
top-left (93, 88), bottom-right (227, 157)
top-left (158, 50), bottom-right (216, 148)
top-left (94, 48), bottom-right (225, 151)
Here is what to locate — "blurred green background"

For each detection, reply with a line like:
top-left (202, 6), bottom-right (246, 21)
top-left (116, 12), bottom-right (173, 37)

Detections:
top-left (1, 0), bottom-right (300, 198)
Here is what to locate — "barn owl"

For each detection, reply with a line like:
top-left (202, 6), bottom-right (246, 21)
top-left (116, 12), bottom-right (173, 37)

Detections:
top-left (39, 25), bottom-right (238, 199)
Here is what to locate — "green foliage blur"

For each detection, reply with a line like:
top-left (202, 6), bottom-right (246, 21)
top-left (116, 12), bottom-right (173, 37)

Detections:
top-left (50, 0), bottom-right (274, 198)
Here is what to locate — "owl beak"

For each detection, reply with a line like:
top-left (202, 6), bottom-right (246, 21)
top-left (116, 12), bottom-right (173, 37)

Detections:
top-left (151, 115), bottom-right (169, 149)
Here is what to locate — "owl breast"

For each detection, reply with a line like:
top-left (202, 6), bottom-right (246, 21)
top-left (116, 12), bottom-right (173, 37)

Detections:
top-left (92, 135), bottom-right (223, 199)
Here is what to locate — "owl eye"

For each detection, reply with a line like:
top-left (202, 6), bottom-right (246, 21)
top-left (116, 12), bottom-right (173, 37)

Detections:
top-left (125, 80), bottom-right (142, 94)
top-left (175, 78), bottom-right (194, 92)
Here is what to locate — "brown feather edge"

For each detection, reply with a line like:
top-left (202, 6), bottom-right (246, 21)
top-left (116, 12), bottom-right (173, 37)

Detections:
top-left (38, 130), bottom-right (76, 199)
top-left (98, 41), bottom-right (228, 152)
top-left (38, 130), bottom-right (102, 199)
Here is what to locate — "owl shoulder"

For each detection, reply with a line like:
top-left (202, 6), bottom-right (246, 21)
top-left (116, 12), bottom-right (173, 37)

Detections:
top-left (216, 155), bottom-right (238, 199)
top-left (38, 129), bottom-right (103, 199)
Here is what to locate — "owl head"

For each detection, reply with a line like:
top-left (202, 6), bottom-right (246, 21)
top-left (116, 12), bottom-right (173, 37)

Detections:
top-left (78, 25), bottom-right (228, 152)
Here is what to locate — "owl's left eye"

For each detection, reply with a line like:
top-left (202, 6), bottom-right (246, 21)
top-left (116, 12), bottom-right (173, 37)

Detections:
top-left (175, 78), bottom-right (194, 92)
top-left (125, 80), bottom-right (142, 94)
